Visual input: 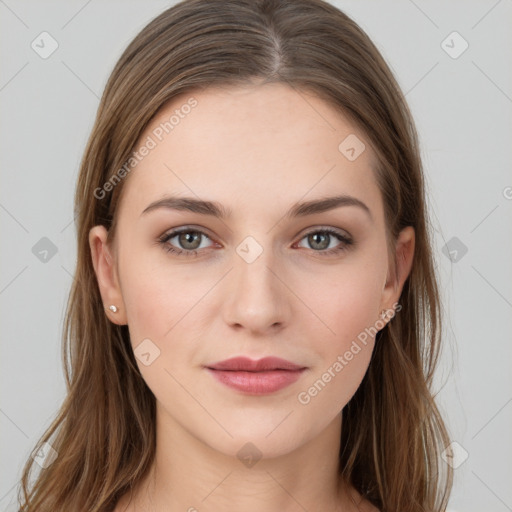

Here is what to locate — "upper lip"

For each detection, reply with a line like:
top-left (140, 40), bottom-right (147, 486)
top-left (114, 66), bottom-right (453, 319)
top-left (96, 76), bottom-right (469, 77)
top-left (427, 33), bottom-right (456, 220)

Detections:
top-left (206, 356), bottom-right (305, 372)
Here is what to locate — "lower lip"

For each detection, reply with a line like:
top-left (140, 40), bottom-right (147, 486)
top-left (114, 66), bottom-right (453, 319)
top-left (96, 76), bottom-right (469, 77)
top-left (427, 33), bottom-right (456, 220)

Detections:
top-left (206, 368), bottom-right (306, 394)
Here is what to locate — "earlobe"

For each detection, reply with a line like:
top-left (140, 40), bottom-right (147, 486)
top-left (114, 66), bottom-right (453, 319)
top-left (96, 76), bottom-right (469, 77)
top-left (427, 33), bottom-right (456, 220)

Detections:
top-left (88, 225), bottom-right (127, 325)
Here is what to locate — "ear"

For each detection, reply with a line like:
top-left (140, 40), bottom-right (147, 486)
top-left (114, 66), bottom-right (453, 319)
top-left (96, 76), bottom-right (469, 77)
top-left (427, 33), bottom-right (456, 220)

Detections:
top-left (379, 225), bottom-right (415, 318)
top-left (89, 225), bottom-right (127, 325)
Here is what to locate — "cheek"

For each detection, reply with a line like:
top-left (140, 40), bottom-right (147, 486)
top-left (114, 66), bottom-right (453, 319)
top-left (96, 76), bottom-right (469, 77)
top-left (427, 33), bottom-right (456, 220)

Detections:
top-left (119, 259), bottom-right (203, 398)
top-left (295, 263), bottom-right (384, 410)
top-left (119, 249), bottom-right (210, 342)
top-left (121, 271), bottom-right (168, 344)
top-left (296, 341), bottom-right (373, 418)
top-left (330, 284), bottom-right (382, 343)
top-left (297, 287), bottom-right (381, 414)
top-left (119, 252), bottom-right (220, 391)
top-left (308, 261), bottom-right (385, 345)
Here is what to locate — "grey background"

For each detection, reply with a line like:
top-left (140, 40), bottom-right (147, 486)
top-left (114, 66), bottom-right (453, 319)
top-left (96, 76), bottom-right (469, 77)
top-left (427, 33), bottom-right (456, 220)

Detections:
top-left (1, 1), bottom-right (511, 510)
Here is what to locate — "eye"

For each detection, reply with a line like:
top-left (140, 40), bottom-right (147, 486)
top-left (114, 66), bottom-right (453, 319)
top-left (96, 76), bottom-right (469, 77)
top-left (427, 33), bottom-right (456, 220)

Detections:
top-left (295, 228), bottom-right (353, 256)
top-left (158, 226), bottom-right (353, 258)
top-left (158, 227), bottom-right (215, 257)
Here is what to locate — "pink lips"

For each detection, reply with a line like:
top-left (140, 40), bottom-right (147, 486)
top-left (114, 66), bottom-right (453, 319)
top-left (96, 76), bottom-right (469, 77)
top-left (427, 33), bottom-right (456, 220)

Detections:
top-left (205, 356), bottom-right (307, 395)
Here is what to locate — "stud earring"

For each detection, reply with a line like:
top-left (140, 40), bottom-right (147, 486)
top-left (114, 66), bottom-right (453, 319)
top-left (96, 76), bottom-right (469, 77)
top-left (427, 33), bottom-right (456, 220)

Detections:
top-left (108, 305), bottom-right (118, 313)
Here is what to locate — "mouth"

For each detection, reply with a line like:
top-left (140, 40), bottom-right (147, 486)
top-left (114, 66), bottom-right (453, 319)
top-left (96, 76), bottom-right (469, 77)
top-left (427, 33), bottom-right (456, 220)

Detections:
top-left (204, 356), bottom-right (307, 395)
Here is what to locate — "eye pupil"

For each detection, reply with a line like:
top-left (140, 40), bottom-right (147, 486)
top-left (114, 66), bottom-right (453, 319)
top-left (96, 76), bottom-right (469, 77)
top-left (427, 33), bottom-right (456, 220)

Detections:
top-left (309, 232), bottom-right (329, 250)
top-left (179, 231), bottom-right (201, 249)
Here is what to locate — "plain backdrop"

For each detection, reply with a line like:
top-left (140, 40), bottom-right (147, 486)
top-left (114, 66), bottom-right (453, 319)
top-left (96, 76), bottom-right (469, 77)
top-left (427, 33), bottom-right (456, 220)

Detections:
top-left (1, 1), bottom-right (511, 510)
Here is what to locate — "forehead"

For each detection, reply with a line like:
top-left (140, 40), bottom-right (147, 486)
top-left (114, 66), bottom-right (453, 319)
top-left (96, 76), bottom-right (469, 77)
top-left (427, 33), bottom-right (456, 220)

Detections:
top-left (118, 82), bottom-right (383, 221)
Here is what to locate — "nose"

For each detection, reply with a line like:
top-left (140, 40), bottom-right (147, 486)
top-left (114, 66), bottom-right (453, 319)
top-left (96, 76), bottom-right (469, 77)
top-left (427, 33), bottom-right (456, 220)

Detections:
top-left (222, 239), bottom-right (291, 335)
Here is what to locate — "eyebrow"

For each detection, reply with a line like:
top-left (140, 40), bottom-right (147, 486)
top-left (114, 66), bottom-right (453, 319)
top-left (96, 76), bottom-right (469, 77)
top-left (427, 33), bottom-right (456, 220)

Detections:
top-left (141, 194), bottom-right (372, 221)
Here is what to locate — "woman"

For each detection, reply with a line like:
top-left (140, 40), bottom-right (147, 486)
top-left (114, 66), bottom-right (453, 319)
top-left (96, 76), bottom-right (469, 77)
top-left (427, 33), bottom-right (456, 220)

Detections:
top-left (17, 0), bottom-right (453, 510)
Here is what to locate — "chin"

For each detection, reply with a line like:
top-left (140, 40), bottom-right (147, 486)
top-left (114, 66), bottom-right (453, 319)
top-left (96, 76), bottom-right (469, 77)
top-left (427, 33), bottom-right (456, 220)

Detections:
top-left (217, 434), bottom-right (305, 462)
top-left (193, 417), bottom-right (311, 461)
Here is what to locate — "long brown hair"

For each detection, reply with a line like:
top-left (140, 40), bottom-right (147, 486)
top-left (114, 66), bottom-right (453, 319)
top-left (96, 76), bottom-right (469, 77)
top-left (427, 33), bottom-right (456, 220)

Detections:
top-left (17, 1), bottom-right (453, 510)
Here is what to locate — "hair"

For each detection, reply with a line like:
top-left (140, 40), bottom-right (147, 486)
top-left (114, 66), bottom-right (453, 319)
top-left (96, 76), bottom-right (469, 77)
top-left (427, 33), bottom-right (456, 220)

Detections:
top-left (17, 0), bottom-right (453, 510)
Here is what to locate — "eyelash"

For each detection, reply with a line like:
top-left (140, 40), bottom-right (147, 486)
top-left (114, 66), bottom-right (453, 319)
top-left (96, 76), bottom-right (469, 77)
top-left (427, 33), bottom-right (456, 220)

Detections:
top-left (157, 227), bottom-right (354, 258)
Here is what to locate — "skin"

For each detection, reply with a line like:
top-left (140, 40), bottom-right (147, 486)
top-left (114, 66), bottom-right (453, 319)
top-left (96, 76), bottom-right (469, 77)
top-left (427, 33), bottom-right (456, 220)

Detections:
top-left (89, 82), bottom-right (414, 511)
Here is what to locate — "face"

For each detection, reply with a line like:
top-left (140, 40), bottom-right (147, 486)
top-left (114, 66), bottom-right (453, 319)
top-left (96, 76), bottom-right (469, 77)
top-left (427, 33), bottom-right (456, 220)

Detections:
top-left (90, 82), bottom-right (414, 459)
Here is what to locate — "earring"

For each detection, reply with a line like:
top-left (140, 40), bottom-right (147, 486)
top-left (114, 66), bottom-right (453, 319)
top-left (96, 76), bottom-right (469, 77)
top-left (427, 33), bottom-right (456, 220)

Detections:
top-left (108, 305), bottom-right (118, 313)
top-left (380, 309), bottom-right (387, 320)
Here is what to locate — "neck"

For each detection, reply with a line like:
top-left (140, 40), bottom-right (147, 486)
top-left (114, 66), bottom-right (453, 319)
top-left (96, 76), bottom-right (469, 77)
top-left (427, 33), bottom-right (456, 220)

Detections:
top-left (128, 407), bottom-right (358, 512)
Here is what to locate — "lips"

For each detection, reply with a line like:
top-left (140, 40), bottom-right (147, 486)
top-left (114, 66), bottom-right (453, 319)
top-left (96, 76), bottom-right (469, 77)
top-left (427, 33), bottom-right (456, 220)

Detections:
top-left (205, 356), bottom-right (307, 395)
top-left (207, 356), bottom-right (305, 372)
